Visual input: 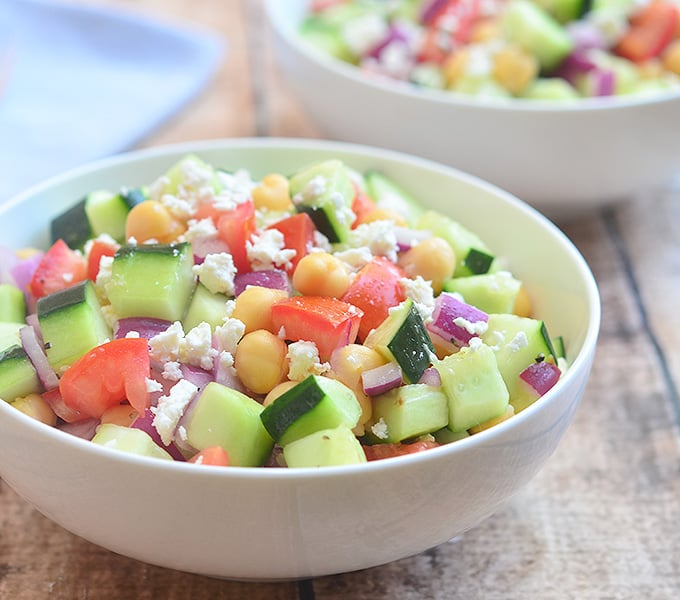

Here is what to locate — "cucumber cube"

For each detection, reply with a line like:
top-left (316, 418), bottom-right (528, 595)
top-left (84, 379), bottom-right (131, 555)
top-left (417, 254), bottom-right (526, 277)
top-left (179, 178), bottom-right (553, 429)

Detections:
top-left (443, 271), bottom-right (522, 314)
top-left (0, 345), bottom-right (41, 403)
top-left (92, 423), bottom-right (173, 461)
top-left (365, 384), bottom-right (449, 444)
top-left (0, 322), bottom-right (22, 353)
top-left (0, 285), bottom-right (26, 324)
top-left (436, 343), bottom-right (509, 432)
top-left (283, 425), bottom-right (367, 468)
top-left (38, 280), bottom-right (112, 371)
top-left (185, 382), bottom-right (274, 467)
top-left (182, 283), bottom-right (231, 331)
top-left (106, 243), bottom-right (196, 322)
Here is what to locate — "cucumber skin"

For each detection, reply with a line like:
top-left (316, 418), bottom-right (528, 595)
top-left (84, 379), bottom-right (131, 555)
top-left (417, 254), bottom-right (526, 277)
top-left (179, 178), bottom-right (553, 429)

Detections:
top-left (0, 345), bottom-right (42, 403)
top-left (283, 425), bottom-right (367, 468)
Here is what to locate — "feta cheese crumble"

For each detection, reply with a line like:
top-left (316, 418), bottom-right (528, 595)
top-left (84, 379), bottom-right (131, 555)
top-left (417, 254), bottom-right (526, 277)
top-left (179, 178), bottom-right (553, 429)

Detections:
top-left (348, 220), bottom-right (399, 263)
top-left (286, 341), bottom-right (330, 381)
top-left (192, 252), bottom-right (236, 296)
top-left (370, 417), bottom-right (389, 440)
top-left (246, 228), bottom-right (296, 271)
top-left (400, 276), bottom-right (435, 321)
top-left (152, 379), bottom-right (199, 445)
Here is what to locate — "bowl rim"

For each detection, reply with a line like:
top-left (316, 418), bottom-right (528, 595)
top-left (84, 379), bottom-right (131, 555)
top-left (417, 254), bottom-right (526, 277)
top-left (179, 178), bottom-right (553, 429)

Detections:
top-left (0, 136), bottom-right (601, 480)
top-left (263, 0), bottom-right (680, 114)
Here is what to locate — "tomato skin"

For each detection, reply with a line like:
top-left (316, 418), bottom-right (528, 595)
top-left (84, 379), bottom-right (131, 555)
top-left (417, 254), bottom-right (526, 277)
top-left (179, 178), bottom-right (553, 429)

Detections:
top-left (418, 0), bottom-right (481, 64)
top-left (86, 239), bottom-right (119, 281)
top-left (615, 1), bottom-right (679, 62)
top-left (189, 446), bottom-right (230, 466)
top-left (342, 257), bottom-right (406, 341)
top-left (266, 212), bottom-right (317, 273)
top-left (59, 338), bottom-right (151, 419)
top-left (29, 239), bottom-right (87, 299)
top-left (217, 200), bottom-right (256, 273)
top-left (350, 186), bottom-right (378, 229)
top-left (271, 296), bottom-right (363, 361)
top-left (363, 440), bottom-right (440, 461)
top-left (42, 387), bottom-right (86, 423)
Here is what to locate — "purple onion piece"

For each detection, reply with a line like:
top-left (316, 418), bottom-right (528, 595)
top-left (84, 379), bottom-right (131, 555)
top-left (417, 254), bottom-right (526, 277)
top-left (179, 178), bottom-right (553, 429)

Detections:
top-left (589, 68), bottom-right (616, 97)
top-left (58, 418), bottom-right (100, 441)
top-left (566, 20), bottom-right (607, 51)
top-left (418, 367), bottom-right (442, 387)
top-left (130, 408), bottom-right (187, 461)
top-left (420, 0), bottom-right (448, 24)
top-left (361, 362), bottom-right (403, 396)
top-left (234, 269), bottom-right (291, 297)
top-left (114, 317), bottom-right (172, 340)
top-left (366, 24), bottom-right (410, 60)
top-left (179, 363), bottom-right (214, 391)
top-left (19, 325), bottom-right (59, 390)
top-left (0, 245), bottom-right (19, 285)
top-left (192, 236), bottom-right (230, 263)
top-left (393, 227), bottom-right (431, 253)
top-left (427, 293), bottom-right (488, 347)
top-left (552, 49), bottom-right (597, 84)
top-left (10, 252), bottom-right (43, 294)
top-left (519, 361), bottom-right (561, 396)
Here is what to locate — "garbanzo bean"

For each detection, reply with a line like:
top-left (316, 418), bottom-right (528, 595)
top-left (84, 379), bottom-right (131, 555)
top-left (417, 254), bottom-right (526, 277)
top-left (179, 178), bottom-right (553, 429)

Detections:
top-left (292, 252), bottom-right (350, 298)
top-left (397, 237), bottom-right (456, 294)
top-left (232, 286), bottom-right (289, 333)
top-left (234, 329), bottom-right (288, 395)
top-left (11, 393), bottom-right (57, 426)
top-left (513, 285), bottom-right (532, 318)
top-left (252, 174), bottom-right (293, 211)
top-left (125, 200), bottom-right (186, 243)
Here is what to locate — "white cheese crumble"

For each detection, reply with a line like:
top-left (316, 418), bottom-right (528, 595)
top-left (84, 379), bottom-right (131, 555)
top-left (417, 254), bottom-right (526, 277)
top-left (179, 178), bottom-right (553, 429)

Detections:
top-left (214, 317), bottom-right (246, 354)
top-left (149, 321), bottom-right (185, 364)
top-left (453, 317), bottom-right (489, 336)
top-left (506, 331), bottom-right (529, 353)
top-left (341, 13), bottom-right (389, 56)
top-left (145, 378), bottom-right (164, 393)
top-left (95, 255), bottom-right (114, 291)
top-left (124, 330), bottom-right (141, 339)
top-left (468, 337), bottom-right (484, 352)
top-left (151, 379), bottom-right (198, 446)
top-left (246, 228), bottom-right (296, 271)
top-left (161, 361), bottom-right (183, 382)
top-left (286, 340), bottom-right (330, 381)
top-left (213, 169), bottom-right (256, 211)
top-left (192, 252), bottom-right (236, 296)
top-left (100, 304), bottom-right (119, 329)
top-left (400, 276), bottom-right (435, 321)
top-left (180, 217), bottom-right (218, 243)
top-left (183, 322), bottom-right (218, 371)
top-left (334, 247), bottom-right (374, 271)
top-left (370, 417), bottom-right (389, 440)
top-left (348, 220), bottom-right (399, 263)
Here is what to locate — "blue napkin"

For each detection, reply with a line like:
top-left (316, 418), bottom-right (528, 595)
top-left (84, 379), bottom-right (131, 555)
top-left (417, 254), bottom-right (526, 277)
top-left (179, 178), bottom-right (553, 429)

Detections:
top-left (0, 0), bottom-right (224, 203)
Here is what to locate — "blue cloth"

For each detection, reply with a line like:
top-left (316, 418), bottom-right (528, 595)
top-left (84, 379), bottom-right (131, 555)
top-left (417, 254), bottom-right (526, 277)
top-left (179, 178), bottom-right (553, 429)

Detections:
top-left (0, 0), bottom-right (224, 202)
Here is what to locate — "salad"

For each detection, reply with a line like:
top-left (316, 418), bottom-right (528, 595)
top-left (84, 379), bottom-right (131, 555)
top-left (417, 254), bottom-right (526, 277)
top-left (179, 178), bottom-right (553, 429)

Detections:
top-left (300, 0), bottom-right (680, 99)
top-left (0, 155), bottom-right (566, 467)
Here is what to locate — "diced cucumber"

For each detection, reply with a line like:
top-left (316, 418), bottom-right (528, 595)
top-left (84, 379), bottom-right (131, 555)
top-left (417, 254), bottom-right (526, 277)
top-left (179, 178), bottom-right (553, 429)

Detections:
top-left (283, 425), bottom-right (367, 468)
top-left (0, 345), bottom-right (41, 403)
top-left (182, 283), bottom-right (230, 331)
top-left (416, 211), bottom-right (495, 277)
top-left (106, 243), bottom-right (196, 322)
top-left (163, 154), bottom-right (222, 196)
top-left (0, 284), bottom-right (26, 323)
top-left (364, 171), bottom-right (425, 225)
top-left (521, 77), bottom-right (580, 100)
top-left (443, 271), bottom-right (522, 314)
top-left (299, 17), bottom-right (356, 63)
top-left (289, 160), bottom-right (355, 244)
top-left (501, 0), bottom-right (574, 71)
top-left (0, 322), bottom-right (23, 352)
top-left (533, 0), bottom-right (588, 23)
top-left (435, 342), bottom-right (510, 432)
top-left (91, 423), bottom-right (174, 461)
top-left (184, 382), bottom-right (274, 467)
top-left (50, 198), bottom-right (92, 249)
top-left (37, 280), bottom-right (112, 371)
top-left (481, 313), bottom-right (557, 402)
top-left (260, 375), bottom-right (362, 447)
top-left (433, 426), bottom-right (470, 444)
top-left (364, 299), bottom-right (435, 384)
top-left (84, 188), bottom-right (146, 242)
top-left (365, 384), bottom-right (449, 444)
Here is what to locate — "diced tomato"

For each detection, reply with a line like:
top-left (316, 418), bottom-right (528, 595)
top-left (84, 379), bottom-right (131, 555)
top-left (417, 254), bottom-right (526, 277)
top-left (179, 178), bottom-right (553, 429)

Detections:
top-left (350, 185), bottom-right (378, 229)
top-left (418, 0), bottom-right (481, 64)
top-left (29, 239), bottom-right (87, 299)
top-left (271, 296), bottom-right (364, 361)
top-left (363, 440), bottom-right (440, 461)
top-left (342, 257), bottom-right (406, 341)
top-left (310, 0), bottom-right (347, 12)
top-left (266, 212), bottom-right (317, 273)
top-left (189, 446), bottom-right (230, 466)
top-left (86, 239), bottom-right (119, 281)
top-left (58, 338), bottom-right (151, 419)
top-left (615, 1), bottom-right (679, 62)
top-left (217, 200), bottom-right (256, 273)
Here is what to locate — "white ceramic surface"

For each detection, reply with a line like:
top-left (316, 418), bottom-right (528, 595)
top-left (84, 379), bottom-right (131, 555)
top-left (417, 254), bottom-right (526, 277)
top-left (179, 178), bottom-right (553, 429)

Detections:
top-left (0, 138), bottom-right (600, 580)
top-left (265, 0), bottom-right (680, 219)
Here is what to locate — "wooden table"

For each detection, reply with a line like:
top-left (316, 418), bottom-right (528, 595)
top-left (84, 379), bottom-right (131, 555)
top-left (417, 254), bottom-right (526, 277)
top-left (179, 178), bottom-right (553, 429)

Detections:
top-left (2, 1), bottom-right (679, 598)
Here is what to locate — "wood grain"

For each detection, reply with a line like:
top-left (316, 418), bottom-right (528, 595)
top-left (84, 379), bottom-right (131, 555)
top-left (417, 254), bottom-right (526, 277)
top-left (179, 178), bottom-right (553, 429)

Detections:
top-left (1, 1), bottom-right (679, 598)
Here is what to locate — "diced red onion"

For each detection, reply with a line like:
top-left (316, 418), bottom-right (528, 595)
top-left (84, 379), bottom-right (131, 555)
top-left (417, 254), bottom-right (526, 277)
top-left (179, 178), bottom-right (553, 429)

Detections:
top-left (43, 388), bottom-right (85, 423)
top-left (19, 325), bottom-right (59, 390)
top-left (361, 362), bottom-right (403, 396)
top-left (58, 418), bottom-right (100, 441)
top-left (519, 361), bottom-right (561, 396)
top-left (553, 49), bottom-right (597, 85)
top-left (130, 408), bottom-right (187, 461)
top-left (420, 0), bottom-right (448, 24)
top-left (587, 68), bottom-right (616, 97)
top-left (9, 252), bottom-right (43, 294)
top-left (427, 293), bottom-right (488, 347)
top-left (114, 317), bottom-right (172, 340)
top-left (192, 236), bottom-right (230, 264)
top-left (234, 269), bottom-right (290, 297)
top-left (366, 24), bottom-right (410, 60)
top-left (566, 20), bottom-right (607, 51)
top-left (180, 363), bottom-right (214, 391)
top-left (418, 367), bottom-right (441, 387)
top-left (213, 352), bottom-right (247, 393)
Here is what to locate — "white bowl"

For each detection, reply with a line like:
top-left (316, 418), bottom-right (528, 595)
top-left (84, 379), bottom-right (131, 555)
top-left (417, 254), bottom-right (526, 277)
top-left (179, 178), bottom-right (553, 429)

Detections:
top-left (0, 138), bottom-right (600, 580)
top-left (265, 0), bottom-right (680, 219)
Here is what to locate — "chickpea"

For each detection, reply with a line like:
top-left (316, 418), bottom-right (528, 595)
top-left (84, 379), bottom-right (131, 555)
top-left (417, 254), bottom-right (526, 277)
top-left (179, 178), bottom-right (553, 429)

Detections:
top-left (125, 200), bottom-right (186, 243)
top-left (513, 285), bottom-right (532, 318)
top-left (358, 208), bottom-right (408, 227)
top-left (234, 329), bottom-right (288, 395)
top-left (263, 380), bottom-right (298, 407)
top-left (468, 405), bottom-right (515, 434)
top-left (662, 40), bottom-right (680, 76)
top-left (492, 45), bottom-right (539, 96)
top-left (397, 237), bottom-right (456, 294)
top-left (292, 252), bottom-right (350, 298)
top-left (232, 286), bottom-right (289, 334)
top-left (100, 404), bottom-right (138, 427)
top-left (470, 19), bottom-right (500, 44)
top-left (11, 394), bottom-right (57, 426)
top-left (443, 48), bottom-right (470, 88)
top-left (252, 174), bottom-right (293, 211)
